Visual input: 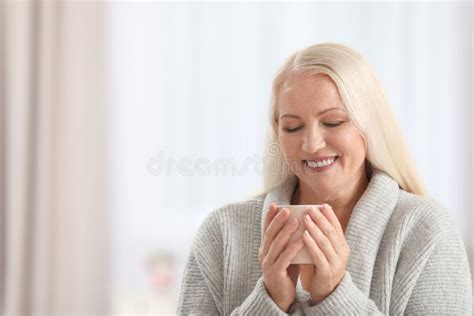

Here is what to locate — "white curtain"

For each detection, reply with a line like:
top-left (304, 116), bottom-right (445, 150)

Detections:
top-left (0, 1), bottom-right (108, 315)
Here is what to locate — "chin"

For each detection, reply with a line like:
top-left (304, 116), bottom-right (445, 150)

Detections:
top-left (302, 176), bottom-right (338, 192)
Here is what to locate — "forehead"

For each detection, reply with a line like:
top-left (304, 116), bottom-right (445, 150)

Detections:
top-left (279, 73), bottom-right (345, 113)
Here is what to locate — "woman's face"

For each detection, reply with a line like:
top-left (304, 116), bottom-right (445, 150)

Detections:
top-left (277, 73), bottom-right (367, 194)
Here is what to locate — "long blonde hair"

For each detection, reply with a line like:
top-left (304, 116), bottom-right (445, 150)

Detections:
top-left (261, 43), bottom-right (427, 196)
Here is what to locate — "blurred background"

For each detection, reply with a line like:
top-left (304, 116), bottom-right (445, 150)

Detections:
top-left (1, 1), bottom-right (473, 315)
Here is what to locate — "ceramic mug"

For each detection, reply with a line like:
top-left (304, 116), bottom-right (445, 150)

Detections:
top-left (277, 204), bottom-right (322, 265)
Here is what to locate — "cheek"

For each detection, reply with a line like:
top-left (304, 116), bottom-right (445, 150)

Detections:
top-left (278, 134), bottom-right (299, 158)
top-left (335, 128), bottom-right (367, 160)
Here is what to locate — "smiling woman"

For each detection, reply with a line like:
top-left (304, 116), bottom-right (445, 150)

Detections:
top-left (176, 43), bottom-right (472, 315)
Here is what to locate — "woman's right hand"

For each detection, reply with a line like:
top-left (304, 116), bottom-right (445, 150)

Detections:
top-left (258, 203), bottom-right (304, 312)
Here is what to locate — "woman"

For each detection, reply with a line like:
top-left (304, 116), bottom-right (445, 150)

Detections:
top-left (177, 43), bottom-right (472, 315)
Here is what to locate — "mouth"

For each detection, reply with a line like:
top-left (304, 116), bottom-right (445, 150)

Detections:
top-left (303, 156), bottom-right (339, 173)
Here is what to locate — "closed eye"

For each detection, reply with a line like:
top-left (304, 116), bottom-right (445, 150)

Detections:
top-left (282, 126), bottom-right (303, 133)
top-left (324, 121), bottom-right (345, 128)
top-left (282, 121), bottom-right (345, 133)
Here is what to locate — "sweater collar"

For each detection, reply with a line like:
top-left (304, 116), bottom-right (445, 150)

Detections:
top-left (260, 169), bottom-right (400, 295)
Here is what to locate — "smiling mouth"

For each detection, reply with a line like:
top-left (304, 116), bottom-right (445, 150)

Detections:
top-left (303, 156), bottom-right (338, 172)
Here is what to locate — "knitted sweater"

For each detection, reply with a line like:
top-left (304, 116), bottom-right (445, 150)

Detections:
top-left (177, 169), bottom-right (472, 315)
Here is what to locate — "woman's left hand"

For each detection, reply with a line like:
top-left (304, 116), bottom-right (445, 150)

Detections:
top-left (299, 204), bottom-right (350, 304)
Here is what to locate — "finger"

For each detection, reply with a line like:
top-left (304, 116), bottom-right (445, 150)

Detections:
top-left (317, 205), bottom-right (350, 257)
top-left (320, 204), bottom-right (344, 236)
top-left (263, 203), bottom-right (278, 233)
top-left (274, 239), bottom-right (304, 272)
top-left (319, 204), bottom-right (350, 252)
top-left (266, 217), bottom-right (299, 264)
top-left (259, 203), bottom-right (278, 262)
top-left (308, 207), bottom-right (343, 257)
top-left (260, 207), bottom-right (290, 260)
top-left (302, 229), bottom-right (329, 269)
top-left (305, 213), bottom-right (339, 264)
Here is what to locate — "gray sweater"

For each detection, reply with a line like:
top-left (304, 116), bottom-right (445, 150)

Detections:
top-left (177, 169), bottom-right (472, 315)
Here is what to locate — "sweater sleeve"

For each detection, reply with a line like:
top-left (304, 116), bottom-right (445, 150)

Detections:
top-left (176, 210), bottom-right (303, 315)
top-left (300, 271), bottom-right (384, 315)
top-left (176, 249), bottom-right (222, 315)
top-left (232, 276), bottom-right (300, 315)
top-left (177, 248), bottom-right (296, 315)
top-left (176, 211), bottom-right (225, 315)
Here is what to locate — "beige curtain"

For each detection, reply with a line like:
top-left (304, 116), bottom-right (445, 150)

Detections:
top-left (471, 3), bottom-right (474, 289)
top-left (0, 1), bottom-right (108, 315)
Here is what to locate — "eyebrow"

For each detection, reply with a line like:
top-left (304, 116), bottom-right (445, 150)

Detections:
top-left (279, 107), bottom-right (346, 120)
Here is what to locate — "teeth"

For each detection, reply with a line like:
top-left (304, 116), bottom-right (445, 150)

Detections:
top-left (306, 157), bottom-right (336, 169)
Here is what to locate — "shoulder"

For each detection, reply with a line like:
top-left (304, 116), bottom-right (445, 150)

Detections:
top-left (394, 190), bottom-right (453, 232)
top-left (193, 193), bottom-right (266, 244)
top-left (388, 190), bottom-right (462, 252)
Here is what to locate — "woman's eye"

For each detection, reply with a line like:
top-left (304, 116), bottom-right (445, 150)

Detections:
top-left (324, 121), bottom-right (345, 128)
top-left (282, 121), bottom-right (345, 132)
top-left (283, 126), bottom-right (303, 133)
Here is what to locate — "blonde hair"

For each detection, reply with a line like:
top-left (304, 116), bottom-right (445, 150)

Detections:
top-left (261, 43), bottom-right (427, 196)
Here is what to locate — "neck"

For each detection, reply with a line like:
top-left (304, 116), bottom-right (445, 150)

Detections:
top-left (291, 169), bottom-right (369, 230)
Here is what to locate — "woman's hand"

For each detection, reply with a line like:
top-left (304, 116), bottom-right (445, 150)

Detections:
top-left (259, 203), bottom-right (304, 312)
top-left (299, 204), bottom-right (350, 304)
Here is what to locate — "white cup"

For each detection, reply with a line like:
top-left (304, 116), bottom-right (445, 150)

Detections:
top-left (277, 204), bottom-right (322, 265)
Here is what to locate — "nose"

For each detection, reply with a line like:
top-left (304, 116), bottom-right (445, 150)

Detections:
top-left (301, 125), bottom-right (326, 153)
